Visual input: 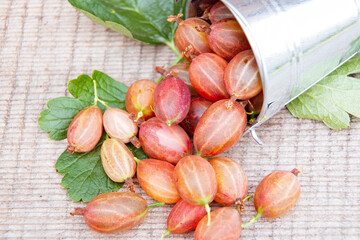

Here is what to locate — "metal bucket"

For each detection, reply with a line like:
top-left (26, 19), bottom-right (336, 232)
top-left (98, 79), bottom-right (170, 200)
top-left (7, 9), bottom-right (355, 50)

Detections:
top-left (187, 0), bottom-right (360, 144)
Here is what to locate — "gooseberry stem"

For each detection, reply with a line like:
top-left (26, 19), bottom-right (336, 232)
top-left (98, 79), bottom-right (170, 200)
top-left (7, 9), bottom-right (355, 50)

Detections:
top-left (205, 203), bottom-right (211, 226)
top-left (70, 207), bottom-right (85, 216)
top-left (130, 135), bottom-right (141, 149)
top-left (243, 195), bottom-right (253, 202)
top-left (161, 230), bottom-right (171, 239)
top-left (125, 178), bottom-right (136, 193)
top-left (241, 210), bottom-right (262, 228)
top-left (133, 157), bottom-right (141, 164)
top-left (235, 195), bottom-right (253, 213)
top-left (148, 202), bottom-right (165, 208)
top-left (291, 168), bottom-right (301, 176)
top-left (135, 111), bottom-right (143, 122)
top-left (138, 202), bottom-right (165, 219)
top-left (246, 110), bottom-right (255, 115)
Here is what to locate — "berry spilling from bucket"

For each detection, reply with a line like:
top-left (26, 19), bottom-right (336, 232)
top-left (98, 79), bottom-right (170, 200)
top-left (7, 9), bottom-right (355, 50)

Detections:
top-left (101, 138), bottom-right (137, 192)
top-left (168, 14), bottom-right (213, 61)
top-left (139, 117), bottom-right (192, 165)
top-left (224, 50), bottom-right (262, 100)
top-left (180, 96), bottom-right (213, 136)
top-left (209, 156), bottom-right (248, 206)
top-left (206, 2), bottom-right (235, 23)
top-left (189, 52), bottom-right (230, 101)
top-left (195, 207), bottom-right (243, 240)
top-left (135, 158), bottom-right (180, 204)
top-left (125, 79), bottom-right (157, 122)
top-left (51, 2), bottom-right (303, 239)
top-left (67, 106), bottom-right (103, 153)
top-left (70, 192), bottom-right (164, 233)
top-left (103, 107), bottom-right (140, 148)
top-left (153, 76), bottom-right (191, 126)
top-left (193, 99), bottom-right (247, 157)
top-left (162, 199), bottom-right (207, 238)
top-left (197, 18), bottom-right (251, 60)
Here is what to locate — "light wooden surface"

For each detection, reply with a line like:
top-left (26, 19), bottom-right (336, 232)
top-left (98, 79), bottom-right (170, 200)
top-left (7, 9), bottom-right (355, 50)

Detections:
top-left (1, 0), bottom-right (359, 239)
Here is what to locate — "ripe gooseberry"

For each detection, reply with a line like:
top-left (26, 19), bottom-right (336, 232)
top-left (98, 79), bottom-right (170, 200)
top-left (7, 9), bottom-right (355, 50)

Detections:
top-left (167, 14), bottom-right (212, 61)
top-left (189, 53), bottom-right (230, 101)
top-left (247, 91), bottom-right (263, 114)
top-left (101, 138), bottom-right (136, 192)
top-left (209, 157), bottom-right (248, 207)
top-left (193, 99), bottom-right (247, 157)
top-left (208, 1), bottom-right (235, 23)
top-left (135, 158), bottom-right (180, 204)
top-left (174, 155), bottom-right (217, 225)
top-left (125, 79), bottom-right (157, 122)
top-left (224, 50), bottom-right (262, 100)
top-left (103, 108), bottom-right (140, 148)
top-left (197, 0), bottom-right (219, 12)
top-left (246, 91), bottom-right (263, 124)
top-left (67, 106), bottom-right (103, 153)
top-left (153, 76), bottom-right (191, 126)
top-left (197, 18), bottom-right (250, 60)
top-left (195, 207), bottom-right (242, 240)
top-left (139, 117), bottom-right (191, 165)
top-left (156, 63), bottom-right (198, 97)
top-left (162, 199), bottom-right (207, 239)
top-left (70, 192), bottom-right (164, 233)
top-left (180, 96), bottom-right (213, 136)
top-left (243, 168), bottom-right (301, 227)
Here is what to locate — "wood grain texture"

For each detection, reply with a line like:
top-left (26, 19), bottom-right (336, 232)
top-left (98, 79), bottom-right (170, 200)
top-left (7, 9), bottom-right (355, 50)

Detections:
top-left (0, 0), bottom-right (359, 239)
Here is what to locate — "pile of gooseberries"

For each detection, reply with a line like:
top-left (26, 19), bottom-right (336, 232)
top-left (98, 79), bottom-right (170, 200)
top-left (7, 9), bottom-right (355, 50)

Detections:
top-left (67, 2), bottom-right (301, 239)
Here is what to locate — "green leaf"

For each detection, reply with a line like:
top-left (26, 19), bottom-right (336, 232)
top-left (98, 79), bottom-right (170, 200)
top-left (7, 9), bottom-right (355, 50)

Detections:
top-left (38, 97), bottom-right (91, 140)
top-left (68, 74), bottom-right (94, 102)
top-left (55, 135), bottom-right (123, 202)
top-left (68, 70), bottom-right (128, 110)
top-left (39, 70), bottom-right (131, 140)
top-left (92, 70), bottom-right (128, 109)
top-left (67, 0), bottom-right (187, 45)
top-left (127, 143), bottom-right (148, 160)
top-left (287, 55), bottom-right (360, 129)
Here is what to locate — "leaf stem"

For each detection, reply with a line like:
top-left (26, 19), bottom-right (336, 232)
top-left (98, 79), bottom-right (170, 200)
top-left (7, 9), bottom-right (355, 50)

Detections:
top-left (98, 99), bottom-right (110, 109)
top-left (165, 40), bottom-right (181, 59)
top-left (93, 80), bottom-right (98, 106)
top-left (170, 54), bottom-right (183, 67)
top-left (93, 80), bottom-right (110, 109)
top-left (156, 41), bottom-right (183, 84)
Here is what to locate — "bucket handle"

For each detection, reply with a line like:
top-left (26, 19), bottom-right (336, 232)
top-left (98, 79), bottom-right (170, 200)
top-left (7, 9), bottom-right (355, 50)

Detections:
top-left (251, 129), bottom-right (263, 145)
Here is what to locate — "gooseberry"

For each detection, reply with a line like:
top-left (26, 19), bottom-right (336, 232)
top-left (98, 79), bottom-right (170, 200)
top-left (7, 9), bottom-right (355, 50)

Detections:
top-left (67, 106), bottom-right (103, 153)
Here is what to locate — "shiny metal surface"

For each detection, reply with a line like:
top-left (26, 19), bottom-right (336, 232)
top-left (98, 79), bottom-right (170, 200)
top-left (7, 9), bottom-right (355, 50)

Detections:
top-left (188, 0), bottom-right (360, 138)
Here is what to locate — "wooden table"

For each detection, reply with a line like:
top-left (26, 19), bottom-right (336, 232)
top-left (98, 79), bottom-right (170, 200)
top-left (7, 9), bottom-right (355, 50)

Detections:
top-left (1, 0), bottom-right (359, 239)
